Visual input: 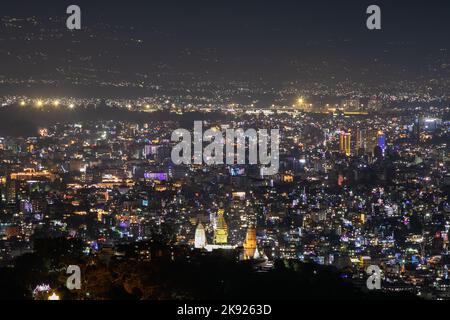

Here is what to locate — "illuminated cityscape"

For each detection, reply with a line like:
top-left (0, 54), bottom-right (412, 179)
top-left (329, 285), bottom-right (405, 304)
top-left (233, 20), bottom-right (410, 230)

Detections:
top-left (0, 0), bottom-right (449, 303)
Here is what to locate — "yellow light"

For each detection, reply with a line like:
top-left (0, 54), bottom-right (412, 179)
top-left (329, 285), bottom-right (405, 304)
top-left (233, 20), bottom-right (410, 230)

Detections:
top-left (20, 101), bottom-right (26, 106)
top-left (53, 100), bottom-right (60, 107)
top-left (145, 104), bottom-right (150, 109)
top-left (48, 292), bottom-right (60, 300)
top-left (298, 98), bottom-right (304, 104)
top-left (36, 100), bottom-right (43, 107)
top-left (69, 103), bottom-right (75, 109)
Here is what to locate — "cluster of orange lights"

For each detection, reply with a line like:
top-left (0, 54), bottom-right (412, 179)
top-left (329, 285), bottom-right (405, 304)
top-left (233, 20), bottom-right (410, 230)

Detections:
top-left (18, 100), bottom-right (75, 109)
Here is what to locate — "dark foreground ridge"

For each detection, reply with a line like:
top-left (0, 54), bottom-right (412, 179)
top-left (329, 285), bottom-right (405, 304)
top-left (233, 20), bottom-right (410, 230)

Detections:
top-left (0, 237), bottom-right (419, 300)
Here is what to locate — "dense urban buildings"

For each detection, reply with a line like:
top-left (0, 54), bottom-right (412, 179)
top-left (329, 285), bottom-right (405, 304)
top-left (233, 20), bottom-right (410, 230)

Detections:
top-left (0, 100), bottom-right (448, 299)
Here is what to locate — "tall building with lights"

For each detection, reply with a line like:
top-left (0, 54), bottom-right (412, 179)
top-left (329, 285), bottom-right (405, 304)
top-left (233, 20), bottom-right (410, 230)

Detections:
top-left (377, 131), bottom-right (386, 153)
top-left (339, 131), bottom-right (351, 156)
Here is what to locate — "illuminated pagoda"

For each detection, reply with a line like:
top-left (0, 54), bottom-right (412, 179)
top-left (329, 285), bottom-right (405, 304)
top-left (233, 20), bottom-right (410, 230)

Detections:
top-left (194, 222), bottom-right (207, 249)
top-left (243, 226), bottom-right (257, 260)
top-left (214, 208), bottom-right (228, 244)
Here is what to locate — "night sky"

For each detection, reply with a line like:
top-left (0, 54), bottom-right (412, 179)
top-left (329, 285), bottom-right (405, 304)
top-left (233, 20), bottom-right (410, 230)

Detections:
top-left (0, 0), bottom-right (449, 94)
top-left (2, 0), bottom-right (449, 47)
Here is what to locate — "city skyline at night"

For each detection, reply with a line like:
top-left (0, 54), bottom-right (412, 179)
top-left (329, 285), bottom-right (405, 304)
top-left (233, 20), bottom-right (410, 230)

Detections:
top-left (0, 0), bottom-right (449, 307)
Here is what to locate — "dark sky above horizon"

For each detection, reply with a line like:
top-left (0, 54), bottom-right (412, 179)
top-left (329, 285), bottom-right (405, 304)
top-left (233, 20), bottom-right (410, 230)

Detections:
top-left (0, 0), bottom-right (449, 96)
top-left (2, 0), bottom-right (449, 49)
